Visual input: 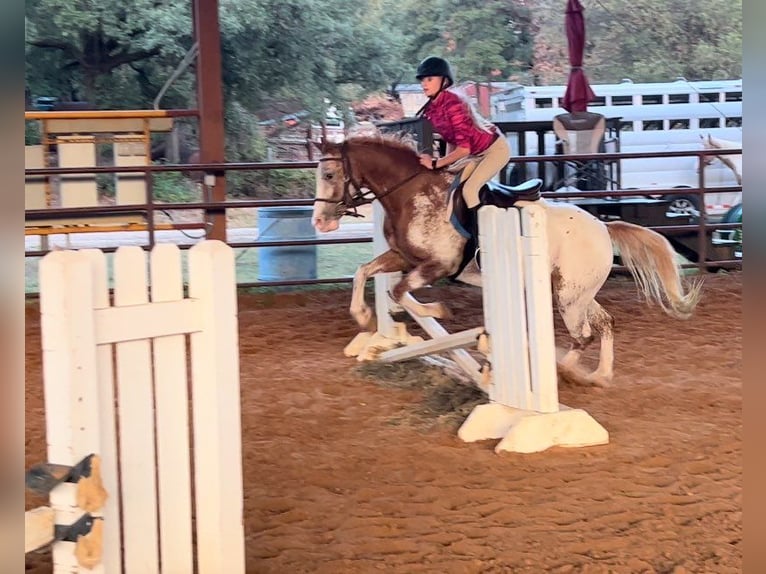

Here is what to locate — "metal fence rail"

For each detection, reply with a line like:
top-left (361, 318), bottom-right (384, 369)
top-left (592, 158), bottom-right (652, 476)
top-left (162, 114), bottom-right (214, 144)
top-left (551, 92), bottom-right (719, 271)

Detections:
top-left (24, 148), bottom-right (742, 292)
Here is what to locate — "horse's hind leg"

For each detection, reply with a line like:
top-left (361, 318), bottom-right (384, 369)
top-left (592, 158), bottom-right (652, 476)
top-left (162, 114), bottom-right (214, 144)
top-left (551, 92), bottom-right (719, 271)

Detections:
top-left (584, 300), bottom-right (615, 386)
top-left (350, 249), bottom-right (407, 330)
top-left (558, 299), bottom-right (614, 387)
top-left (390, 262), bottom-right (451, 319)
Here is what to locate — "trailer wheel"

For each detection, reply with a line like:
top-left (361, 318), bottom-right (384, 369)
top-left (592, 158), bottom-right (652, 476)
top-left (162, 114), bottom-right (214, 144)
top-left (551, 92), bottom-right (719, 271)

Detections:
top-left (666, 191), bottom-right (701, 219)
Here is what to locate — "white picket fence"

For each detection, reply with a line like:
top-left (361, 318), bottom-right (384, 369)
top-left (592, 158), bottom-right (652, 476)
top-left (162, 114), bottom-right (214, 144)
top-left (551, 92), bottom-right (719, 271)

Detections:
top-left (27, 240), bottom-right (245, 573)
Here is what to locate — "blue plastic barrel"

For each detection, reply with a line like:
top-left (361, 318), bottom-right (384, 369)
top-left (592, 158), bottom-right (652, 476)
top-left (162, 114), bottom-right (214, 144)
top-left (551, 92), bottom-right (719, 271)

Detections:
top-left (257, 206), bottom-right (318, 281)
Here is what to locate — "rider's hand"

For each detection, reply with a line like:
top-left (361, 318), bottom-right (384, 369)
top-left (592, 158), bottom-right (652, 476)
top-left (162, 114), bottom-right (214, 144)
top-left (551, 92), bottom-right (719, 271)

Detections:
top-left (419, 154), bottom-right (437, 170)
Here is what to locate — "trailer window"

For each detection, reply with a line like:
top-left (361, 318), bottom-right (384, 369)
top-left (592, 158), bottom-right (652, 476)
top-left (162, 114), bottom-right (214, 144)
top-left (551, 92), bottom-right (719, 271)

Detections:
top-left (612, 95), bottom-right (633, 106)
top-left (669, 94), bottom-right (690, 104)
top-left (669, 119), bottom-right (689, 129)
top-left (726, 117), bottom-right (742, 127)
top-left (535, 98), bottom-right (553, 109)
top-left (700, 117), bottom-right (721, 129)
top-left (699, 92), bottom-right (720, 103)
top-left (642, 120), bottom-right (663, 130)
top-left (641, 94), bottom-right (662, 105)
top-left (590, 96), bottom-right (606, 106)
top-left (619, 121), bottom-right (633, 132)
top-left (725, 91), bottom-right (742, 102)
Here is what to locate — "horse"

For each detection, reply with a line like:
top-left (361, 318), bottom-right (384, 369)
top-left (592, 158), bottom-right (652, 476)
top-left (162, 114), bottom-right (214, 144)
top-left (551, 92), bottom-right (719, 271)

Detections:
top-left (312, 134), bottom-right (702, 387)
top-left (700, 133), bottom-right (742, 185)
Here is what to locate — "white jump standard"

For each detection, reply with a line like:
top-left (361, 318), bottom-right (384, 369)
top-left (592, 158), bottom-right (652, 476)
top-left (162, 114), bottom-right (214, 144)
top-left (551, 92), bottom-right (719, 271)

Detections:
top-left (457, 204), bottom-right (608, 454)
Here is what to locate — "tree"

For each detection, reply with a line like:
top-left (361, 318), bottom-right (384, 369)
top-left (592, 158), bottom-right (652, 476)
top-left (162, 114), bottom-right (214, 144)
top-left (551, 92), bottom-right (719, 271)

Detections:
top-left (528, 0), bottom-right (742, 85)
top-left (25, 0), bottom-right (192, 105)
top-left (394, 0), bottom-right (534, 83)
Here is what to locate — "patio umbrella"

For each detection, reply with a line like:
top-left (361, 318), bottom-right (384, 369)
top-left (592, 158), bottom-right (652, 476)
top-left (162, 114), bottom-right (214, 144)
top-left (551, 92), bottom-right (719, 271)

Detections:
top-left (561, 0), bottom-right (595, 112)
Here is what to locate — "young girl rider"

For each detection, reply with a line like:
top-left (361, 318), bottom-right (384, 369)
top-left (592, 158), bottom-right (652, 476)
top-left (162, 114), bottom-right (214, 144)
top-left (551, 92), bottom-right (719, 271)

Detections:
top-left (414, 56), bottom-right (512, 211)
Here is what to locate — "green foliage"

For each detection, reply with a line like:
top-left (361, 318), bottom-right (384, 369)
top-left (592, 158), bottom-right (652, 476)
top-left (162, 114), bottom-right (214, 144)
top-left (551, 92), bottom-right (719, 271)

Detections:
top-left (151, 171), bottom-right (198, 203)
top-left (25, 121), bottom-right (41, 146)
top-left (96, 174), bottom-right (116, 198)
top-left (259, 169), bottom-right (316, 199)
top-left (24, 0), bottom-right (742, 133)
top-left (531, 0), bottom-right (743, 83)
top-left (394, 0), bottom-right (534, 82)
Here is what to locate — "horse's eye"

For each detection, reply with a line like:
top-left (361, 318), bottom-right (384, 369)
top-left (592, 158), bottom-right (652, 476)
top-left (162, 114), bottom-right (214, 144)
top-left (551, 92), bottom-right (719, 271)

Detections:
top-left (324, 172), bottom-right (334, 181)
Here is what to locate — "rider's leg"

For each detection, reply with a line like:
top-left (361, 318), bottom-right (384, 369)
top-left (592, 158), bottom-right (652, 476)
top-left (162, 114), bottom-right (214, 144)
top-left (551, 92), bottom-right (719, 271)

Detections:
top-left (461, 136), bottom-right (511, 208)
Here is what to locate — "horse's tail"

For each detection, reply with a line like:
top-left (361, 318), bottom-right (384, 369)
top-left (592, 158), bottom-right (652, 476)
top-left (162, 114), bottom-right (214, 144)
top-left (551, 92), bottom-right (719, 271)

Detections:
top-left (606, 221), bottom-right (702, 319)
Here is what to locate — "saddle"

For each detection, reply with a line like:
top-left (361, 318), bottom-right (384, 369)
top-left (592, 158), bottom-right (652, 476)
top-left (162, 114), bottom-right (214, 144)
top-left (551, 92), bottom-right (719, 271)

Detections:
top-left (450, 177), bottom-right (543, 239)
top-left (447, 175), bottom-right (543, 280)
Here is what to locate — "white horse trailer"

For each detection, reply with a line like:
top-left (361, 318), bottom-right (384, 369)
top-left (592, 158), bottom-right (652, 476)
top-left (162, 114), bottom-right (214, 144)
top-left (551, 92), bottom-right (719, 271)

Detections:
top-left (513, 79), bottom-right (742, 218)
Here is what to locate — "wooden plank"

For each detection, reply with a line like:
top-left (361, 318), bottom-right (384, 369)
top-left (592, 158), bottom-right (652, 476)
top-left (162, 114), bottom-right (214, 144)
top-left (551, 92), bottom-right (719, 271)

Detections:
top-left (372, 200), bottom-right (400, 337)
top-left (45, 117), bottom-right (173, 134)
top-left (25, 145), bottom-right (47, 210)
top-left (479, 207), bottom-right (531, 409)
top-left (39, 250), bottom-right (106, 574)
top-left (188, 240), bottom-right (246, 574)
top-left (25, 507), bottom-right (55, 553)
top-left (57, 139), bottom-right (98, 209)
top-left (94, 300), bottom-right (202, 344)
top-left (150, 244), bottom-right (194, 574)
top-left (379, 327), bottom-right (484, 362)
top-left (25, 222), bottom-right (206, 235)
top-left (520, 206), bottom-right (559, 413)
top-left (82, 248), bottom-right (123, 574)
top-left (402, 300), bottom-right (484, 388)
top-left (39, 251), bottom-right (100, 465)
top-left (114, 135), bottom-right (149, 206)
top-left (50, 485), bottom-right (91, 573)
top-left (113, 246), bottom-right (160, 574)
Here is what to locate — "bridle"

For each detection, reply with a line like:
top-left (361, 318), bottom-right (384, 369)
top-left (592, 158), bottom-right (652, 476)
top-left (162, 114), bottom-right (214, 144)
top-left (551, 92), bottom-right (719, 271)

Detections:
top-left (314, 141), bottom-right (425, 218)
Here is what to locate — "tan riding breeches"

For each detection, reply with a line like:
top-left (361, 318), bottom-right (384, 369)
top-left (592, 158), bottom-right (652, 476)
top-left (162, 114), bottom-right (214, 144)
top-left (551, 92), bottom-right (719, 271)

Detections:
top-left (461, 135), bottom-right (511, 208)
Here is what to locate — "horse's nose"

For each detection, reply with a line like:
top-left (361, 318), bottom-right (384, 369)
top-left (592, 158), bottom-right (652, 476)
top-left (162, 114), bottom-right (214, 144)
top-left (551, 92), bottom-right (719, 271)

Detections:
top-left (312, 215), bottom-right (340, 233)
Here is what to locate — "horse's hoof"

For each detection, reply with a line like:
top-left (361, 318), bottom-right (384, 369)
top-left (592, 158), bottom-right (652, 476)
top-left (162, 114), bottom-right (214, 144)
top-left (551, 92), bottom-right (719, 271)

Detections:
top-left (427, 302), bottom-right (452, 320)
top-left (586, 373), bottom-right (613, 388)
top-left (351, 306), bottom-right (374, 330)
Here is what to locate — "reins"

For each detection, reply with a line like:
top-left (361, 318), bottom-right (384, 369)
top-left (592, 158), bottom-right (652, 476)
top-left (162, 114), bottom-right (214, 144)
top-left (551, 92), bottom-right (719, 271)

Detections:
top-left (314, 141), bottom-right (426, 218)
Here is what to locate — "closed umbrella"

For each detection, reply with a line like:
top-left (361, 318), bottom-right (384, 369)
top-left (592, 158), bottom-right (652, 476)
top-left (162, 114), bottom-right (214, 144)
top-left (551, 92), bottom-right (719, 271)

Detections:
top-left (561, 0), bottom-right (595, 112)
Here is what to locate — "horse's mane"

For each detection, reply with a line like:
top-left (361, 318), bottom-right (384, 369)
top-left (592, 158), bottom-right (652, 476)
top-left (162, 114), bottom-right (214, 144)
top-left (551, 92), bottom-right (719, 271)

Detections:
top-left (345, 133), bottom-right (422, 168)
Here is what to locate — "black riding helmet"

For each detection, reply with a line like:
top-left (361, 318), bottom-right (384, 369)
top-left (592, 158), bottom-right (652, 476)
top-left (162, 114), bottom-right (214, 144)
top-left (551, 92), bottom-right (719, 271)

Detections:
top-left (415, 56), bottom-right (454, 88)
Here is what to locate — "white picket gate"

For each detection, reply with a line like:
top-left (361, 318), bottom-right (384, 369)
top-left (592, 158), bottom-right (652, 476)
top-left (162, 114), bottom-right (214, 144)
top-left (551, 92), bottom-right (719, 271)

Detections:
top-left (27, 240), bottom-right (245, 573)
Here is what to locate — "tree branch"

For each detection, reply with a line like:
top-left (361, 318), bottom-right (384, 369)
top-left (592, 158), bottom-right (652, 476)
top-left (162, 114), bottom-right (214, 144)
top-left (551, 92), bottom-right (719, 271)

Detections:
top-left (27, 39), bottom-right (78, 54)
top-left (102, 47), bottom-right (162, 71)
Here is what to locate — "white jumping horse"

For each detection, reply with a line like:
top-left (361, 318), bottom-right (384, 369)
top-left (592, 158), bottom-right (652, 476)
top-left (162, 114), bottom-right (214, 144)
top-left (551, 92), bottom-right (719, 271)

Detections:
top-left (312, 134), bottom-right (703, 387)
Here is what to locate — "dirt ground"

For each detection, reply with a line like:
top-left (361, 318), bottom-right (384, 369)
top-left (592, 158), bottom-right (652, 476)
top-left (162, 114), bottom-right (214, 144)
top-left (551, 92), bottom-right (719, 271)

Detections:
top-left (25, 271), bottom-right (741, 573)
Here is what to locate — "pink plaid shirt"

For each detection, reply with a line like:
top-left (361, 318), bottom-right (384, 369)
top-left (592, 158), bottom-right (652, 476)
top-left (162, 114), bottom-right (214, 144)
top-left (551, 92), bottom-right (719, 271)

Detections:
top-left (422, 90), bottom-right (498, 155)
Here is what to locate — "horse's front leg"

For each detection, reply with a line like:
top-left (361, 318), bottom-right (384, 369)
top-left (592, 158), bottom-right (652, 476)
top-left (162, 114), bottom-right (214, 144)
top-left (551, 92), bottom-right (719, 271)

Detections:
top-left (390, 261), bottom-right (451, 319)
top-left (351, 250), bottom-right (407, 330)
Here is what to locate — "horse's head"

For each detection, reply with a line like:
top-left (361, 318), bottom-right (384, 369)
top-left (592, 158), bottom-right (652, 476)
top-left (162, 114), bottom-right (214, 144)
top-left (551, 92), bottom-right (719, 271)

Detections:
top-left (312, 140), bottom-right (347, 232)
top-left (312, 135), bottom-right (428, 233)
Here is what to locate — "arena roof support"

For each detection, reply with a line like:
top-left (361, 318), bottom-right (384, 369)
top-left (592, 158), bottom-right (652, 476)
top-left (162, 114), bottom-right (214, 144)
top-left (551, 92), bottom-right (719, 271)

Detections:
top-left (193, 0), bottom-right (227, 241)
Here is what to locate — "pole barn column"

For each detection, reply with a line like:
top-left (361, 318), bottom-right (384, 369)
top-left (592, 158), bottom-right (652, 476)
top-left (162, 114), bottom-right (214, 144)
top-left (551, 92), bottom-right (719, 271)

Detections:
top-left (194, 0), bottom-right (227, 241)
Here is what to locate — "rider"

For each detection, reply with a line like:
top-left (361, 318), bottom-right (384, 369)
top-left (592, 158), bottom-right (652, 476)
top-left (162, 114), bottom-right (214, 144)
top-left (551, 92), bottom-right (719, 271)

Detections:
top-left (414, 56), bottom-right (512, 212)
